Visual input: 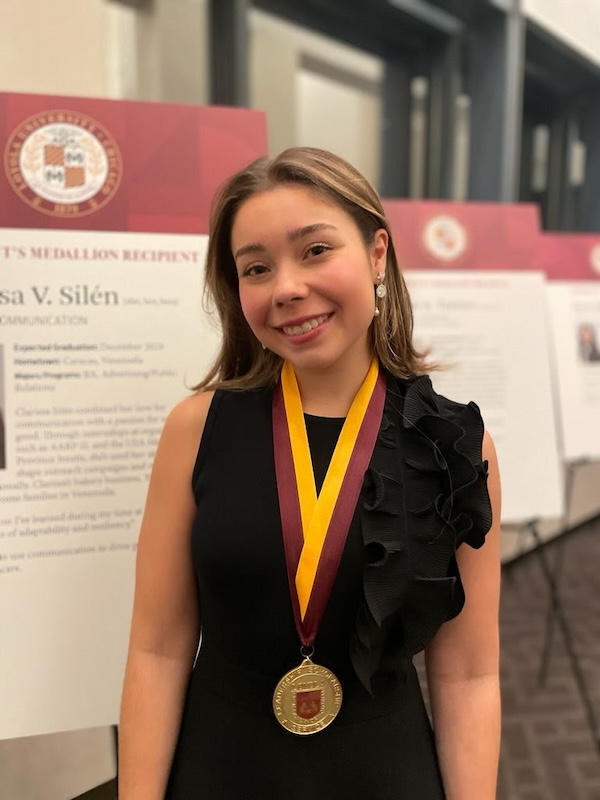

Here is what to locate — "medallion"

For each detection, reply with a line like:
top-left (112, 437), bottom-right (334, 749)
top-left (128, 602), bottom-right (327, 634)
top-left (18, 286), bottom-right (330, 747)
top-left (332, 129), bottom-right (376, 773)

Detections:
top-left (271, 358), bottom-right (385, 733)
top-left (273, 658), bottom-right (343, 735)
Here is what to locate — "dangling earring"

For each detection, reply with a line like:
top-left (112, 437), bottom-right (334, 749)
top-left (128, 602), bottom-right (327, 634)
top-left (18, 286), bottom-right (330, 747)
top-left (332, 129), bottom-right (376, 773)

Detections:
top-left (374, 272), bottom-right (387, 317)
top-left (261, 342), bottom-right (266, 350)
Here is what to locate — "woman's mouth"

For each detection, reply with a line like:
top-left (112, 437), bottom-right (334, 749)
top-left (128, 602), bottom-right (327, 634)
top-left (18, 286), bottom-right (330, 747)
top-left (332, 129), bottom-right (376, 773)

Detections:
top-left (280, 314), bottom-right (330, 337)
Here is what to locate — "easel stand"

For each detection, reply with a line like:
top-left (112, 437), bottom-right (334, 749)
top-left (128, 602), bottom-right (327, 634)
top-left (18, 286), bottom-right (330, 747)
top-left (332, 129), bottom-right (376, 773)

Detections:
top-left (523, 459), bottom-right (600, 750)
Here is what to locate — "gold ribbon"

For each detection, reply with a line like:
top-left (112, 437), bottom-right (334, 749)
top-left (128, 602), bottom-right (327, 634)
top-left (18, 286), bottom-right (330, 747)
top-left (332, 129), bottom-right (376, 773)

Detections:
top-left (281, 357), bottom-right (380, 619)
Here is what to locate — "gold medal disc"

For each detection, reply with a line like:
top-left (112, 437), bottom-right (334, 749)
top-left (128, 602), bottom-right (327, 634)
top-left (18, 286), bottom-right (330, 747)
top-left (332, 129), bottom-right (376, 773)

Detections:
top-left (273, 658), bottom-right (342, 735)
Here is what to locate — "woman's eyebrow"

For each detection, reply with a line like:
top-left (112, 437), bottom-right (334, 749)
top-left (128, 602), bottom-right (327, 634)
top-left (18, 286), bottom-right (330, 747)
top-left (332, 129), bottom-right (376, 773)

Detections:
top-left (287, 223), bottom-right (337, 241)
top-left (234, 223), bottom-right (338, 260)
top-left (234, 242), bottom-right (265, 260)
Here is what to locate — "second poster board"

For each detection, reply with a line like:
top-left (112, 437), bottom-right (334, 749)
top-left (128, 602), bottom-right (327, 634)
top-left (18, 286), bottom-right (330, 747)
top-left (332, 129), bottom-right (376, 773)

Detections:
top-left (384, 201), bottom-right (564, 524)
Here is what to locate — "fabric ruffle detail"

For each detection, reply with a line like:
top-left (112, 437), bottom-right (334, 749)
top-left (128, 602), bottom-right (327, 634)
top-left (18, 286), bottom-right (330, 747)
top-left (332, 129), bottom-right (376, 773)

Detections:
top-left (350, 375), bottom-right (492, 695)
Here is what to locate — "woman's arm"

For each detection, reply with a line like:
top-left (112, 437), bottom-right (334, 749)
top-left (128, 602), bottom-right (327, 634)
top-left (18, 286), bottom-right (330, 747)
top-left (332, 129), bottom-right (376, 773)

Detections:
top-left (118, 391), bottom-right (213, 800)
top-left (425, 430), bottom-right (502, 800)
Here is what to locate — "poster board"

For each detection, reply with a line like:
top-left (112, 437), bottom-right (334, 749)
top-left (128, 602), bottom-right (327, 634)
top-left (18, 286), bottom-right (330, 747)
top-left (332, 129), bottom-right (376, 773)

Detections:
top-left (533, 233), bottom-right (600, 462)
top-left (0, 91), bottom-right (267, 739)
top-left (383, 200), bottom-right (564, 523)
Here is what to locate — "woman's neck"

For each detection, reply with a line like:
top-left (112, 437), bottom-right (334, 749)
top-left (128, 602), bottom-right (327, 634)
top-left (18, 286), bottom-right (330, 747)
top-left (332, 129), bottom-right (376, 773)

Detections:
top-left (293, 356), bottom-right (374, 418)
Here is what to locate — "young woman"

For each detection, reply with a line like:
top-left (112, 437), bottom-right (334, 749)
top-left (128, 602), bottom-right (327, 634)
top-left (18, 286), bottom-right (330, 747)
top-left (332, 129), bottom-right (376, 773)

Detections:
top-left (119, 147), bottom-right (501, 799)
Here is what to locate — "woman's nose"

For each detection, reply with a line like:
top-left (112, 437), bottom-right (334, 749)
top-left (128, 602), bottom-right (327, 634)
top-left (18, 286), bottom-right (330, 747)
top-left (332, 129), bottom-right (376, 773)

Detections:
top-left (271, 264), bottom-right (309, 305)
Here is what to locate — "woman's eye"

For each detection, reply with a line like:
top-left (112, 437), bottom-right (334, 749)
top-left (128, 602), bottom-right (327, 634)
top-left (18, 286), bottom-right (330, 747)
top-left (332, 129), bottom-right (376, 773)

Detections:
top-left (242, 263), bottom-right (268, 278)
top-left (306, 243), bottom-right (330, 258)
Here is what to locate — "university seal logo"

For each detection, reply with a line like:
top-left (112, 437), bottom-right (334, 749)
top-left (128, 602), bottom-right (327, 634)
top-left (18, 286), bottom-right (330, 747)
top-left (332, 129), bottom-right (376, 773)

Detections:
top-left (422, 215), bottom-right (468, 263)
top-left (589, 244), bottom-right (600, 276)
top-left (4, 110), bottom-right (122, 218)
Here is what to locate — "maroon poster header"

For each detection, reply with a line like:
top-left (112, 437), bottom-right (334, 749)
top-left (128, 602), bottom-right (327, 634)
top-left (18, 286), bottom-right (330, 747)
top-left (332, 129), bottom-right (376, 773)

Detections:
top-left (1, 91), bottom-right (267, 234)
top-left (532, 233), bottom-right (600, 281)
top-left (382, 199), bottom-right (540, 272)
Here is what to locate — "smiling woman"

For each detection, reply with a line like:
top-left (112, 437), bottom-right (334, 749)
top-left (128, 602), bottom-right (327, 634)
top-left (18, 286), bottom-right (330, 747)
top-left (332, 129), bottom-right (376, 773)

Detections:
top-left (118, 147), bottom-right (501, 800)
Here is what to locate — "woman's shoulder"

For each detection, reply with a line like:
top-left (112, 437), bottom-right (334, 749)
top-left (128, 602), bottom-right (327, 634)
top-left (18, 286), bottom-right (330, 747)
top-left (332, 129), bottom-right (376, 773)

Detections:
top-left (163, 390), bottom-right (216, 441)
top-left (167, 383), bottom-right (273, 434)
top-left (383, 370), bottom-right (491, 545)
top-left (386, 371), bottom-right (485, 429)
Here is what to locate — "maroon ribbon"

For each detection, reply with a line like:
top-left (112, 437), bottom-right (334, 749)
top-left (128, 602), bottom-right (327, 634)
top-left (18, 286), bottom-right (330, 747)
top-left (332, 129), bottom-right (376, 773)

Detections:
top-left (272, 372), bottom-right (386, 647)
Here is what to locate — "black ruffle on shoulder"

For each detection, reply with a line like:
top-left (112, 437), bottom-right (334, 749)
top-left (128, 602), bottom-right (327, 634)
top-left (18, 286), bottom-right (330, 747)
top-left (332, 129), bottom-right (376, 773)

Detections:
top-left (350, 374), bottom-right (493, 695)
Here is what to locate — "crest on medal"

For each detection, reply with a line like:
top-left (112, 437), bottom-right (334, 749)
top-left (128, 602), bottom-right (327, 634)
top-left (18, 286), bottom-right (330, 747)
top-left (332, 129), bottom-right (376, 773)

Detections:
top-left (422, 214), bottom-right (468, 263)
top-left (4, 111), bottom-right (122, 218)
top-left (295, 688), bottom-right (323, 720)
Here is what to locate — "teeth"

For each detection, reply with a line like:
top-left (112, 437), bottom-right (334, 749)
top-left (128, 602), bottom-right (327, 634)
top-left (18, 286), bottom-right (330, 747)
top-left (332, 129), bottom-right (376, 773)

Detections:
top-left (282, 314), bottom-right (328, 336)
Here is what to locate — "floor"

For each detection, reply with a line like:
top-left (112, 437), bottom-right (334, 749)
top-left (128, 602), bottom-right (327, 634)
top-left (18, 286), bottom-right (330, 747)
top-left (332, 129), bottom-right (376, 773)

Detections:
top-left (79, 518), bottom-right (600, 800)
top-left (496, 518), bottom-right (600, 799)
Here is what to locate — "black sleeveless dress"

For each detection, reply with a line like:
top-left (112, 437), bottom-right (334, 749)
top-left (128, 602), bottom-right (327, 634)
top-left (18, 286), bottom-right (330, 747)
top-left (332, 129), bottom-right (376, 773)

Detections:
top-left (165, 374), bottom-right (492, 800)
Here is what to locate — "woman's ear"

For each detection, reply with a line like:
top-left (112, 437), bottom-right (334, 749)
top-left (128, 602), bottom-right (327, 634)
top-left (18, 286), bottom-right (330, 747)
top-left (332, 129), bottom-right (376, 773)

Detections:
top-left (371, 229), bottom-right (389, 280)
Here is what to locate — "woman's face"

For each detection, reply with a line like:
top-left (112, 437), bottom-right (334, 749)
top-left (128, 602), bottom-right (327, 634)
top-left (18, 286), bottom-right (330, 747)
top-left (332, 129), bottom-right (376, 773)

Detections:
top-left (231, 184), bottom-right (387, 377)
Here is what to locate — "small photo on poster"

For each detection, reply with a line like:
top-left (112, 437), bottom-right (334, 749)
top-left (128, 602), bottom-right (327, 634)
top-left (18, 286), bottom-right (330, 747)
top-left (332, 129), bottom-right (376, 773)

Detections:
top-left (577, 322), bottom-right (600, 364)
top-left (0, 345), bottom-right (5, 469)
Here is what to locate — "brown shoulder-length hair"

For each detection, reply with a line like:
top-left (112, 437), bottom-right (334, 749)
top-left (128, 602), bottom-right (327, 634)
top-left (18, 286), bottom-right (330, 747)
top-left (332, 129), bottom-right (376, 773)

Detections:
top-left (195, 146), bottom-right (429, 391)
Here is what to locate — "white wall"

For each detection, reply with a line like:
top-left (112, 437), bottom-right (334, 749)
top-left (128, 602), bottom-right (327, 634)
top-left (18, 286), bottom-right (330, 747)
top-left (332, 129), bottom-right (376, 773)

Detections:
top-left (523, 0), bottom-right (600, 66)
top-left (249, 9), bottom-right (383, 187)
top-left (0, 0), bottom-right (122, 97)
top-left (0, 0), bottom-right (209, 104)
top-left (296, 69), bottom-right (382, 188)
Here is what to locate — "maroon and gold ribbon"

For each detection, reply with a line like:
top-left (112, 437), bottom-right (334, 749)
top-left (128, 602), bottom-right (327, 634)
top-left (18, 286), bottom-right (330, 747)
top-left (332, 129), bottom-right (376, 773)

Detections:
top-left (272, 358), bottom-right (386, 646)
